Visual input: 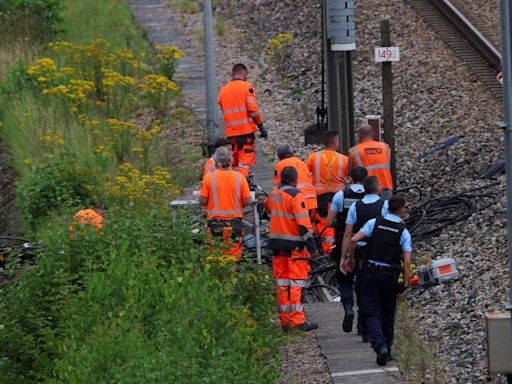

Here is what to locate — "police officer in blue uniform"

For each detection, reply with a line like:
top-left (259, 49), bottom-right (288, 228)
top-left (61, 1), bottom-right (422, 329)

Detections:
top-left (339, 176), bottom-right (389, 340)
top-left (325, 166), bottom-right (367, 332)
top-left (350, 195), bottom-right (412, 366)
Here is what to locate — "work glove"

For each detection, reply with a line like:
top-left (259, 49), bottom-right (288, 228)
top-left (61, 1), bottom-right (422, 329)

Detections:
top-left (258, 124), bottom-right (268, 139)
top-left (309, 249), bottom-right (320, 260)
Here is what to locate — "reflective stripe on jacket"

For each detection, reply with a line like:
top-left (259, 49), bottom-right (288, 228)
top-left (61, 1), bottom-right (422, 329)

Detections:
top-left (266, 185), bottom-right (314, 250)
top-left (218, 80), bottom-right (262, 137)
top-left (200, 169), bottom-right (251, 220)
top-left (349, 140), bottom-right (393, 190)
top-left (306, 150), bottom-right (348, 194)
top-left (273, 157), bottom-right (317, 210)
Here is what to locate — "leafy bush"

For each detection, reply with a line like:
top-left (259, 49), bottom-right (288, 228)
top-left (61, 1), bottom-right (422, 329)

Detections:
top-left (0, 208), bottom-right (281, 383)
top-left (16, 154), bottom-right (97, 226)
top-left (0, 0), bottom-right (63, 35)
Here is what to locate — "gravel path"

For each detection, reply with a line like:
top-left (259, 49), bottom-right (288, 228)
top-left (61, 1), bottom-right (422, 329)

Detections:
top-left (215, 0), bottom-right (509, 382)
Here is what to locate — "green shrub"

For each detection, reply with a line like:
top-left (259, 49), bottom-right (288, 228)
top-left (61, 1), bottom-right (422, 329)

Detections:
top-left (0, 0), bottom-right (63, 36)
top-left (16, 154), bottom-right (98, 226)
top-left (0, 208), bottom-right (281, 383)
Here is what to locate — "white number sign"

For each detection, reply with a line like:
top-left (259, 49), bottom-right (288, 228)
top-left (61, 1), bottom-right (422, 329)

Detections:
top-left (375, 47), bottom-right (400, 62)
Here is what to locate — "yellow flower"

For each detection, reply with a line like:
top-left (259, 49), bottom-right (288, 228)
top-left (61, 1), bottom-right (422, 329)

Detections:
top-left (138, 74), bottom-right (179, 95)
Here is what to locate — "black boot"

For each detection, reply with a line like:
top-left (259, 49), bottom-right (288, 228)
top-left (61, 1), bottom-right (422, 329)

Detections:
top-left (376, 347), bottom-right (389, 366)
top-left (296, 322), bottom-right (319, 332)
top-left (342, 304), bottom-right (354, 333)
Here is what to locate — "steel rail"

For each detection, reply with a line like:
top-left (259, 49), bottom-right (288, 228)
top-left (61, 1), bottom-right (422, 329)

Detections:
top-left (431, 0), bottom-right (501, 68)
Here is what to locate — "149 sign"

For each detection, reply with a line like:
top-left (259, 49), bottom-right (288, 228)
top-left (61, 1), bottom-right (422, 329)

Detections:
top-left (375, 47), bottom-right (400, 62)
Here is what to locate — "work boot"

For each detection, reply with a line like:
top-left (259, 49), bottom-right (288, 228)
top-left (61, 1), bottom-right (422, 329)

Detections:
top-left (376, 347), bottom-right (389, 366)
top-left (296, 322), bottom-right (319, 332)
top-left (342, 304), bottom-right (354, 333)
top-left (377, 348), bottom-right (388, 367)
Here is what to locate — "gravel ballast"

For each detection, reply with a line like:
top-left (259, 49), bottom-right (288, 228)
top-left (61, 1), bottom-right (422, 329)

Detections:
top-left (214, 0), bottom-right (509, 382)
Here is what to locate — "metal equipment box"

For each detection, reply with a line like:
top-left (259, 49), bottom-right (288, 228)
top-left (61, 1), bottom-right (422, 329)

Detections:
top-left (325, 0), bottom-right (356, 51)
top-left (486, 312), bottom-right (512, 374)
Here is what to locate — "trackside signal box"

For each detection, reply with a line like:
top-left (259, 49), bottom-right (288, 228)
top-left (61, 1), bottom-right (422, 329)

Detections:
top-left (486, 312), bottom-right (512, 374)
top-left (325, 0), bottom-right (356, 51)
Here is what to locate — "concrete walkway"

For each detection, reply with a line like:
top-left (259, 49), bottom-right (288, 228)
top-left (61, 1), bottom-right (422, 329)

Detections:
top-left (308, 303), bottom-right (401, 383)
top-left (128, 0), bottom-right (273, 193)
top-left (128, 2), bottom-right (399, 382)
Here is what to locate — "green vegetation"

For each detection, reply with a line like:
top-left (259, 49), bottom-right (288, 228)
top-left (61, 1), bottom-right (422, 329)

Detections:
top-left (395, 300), bottom-right (446, 383)
top-left (0, 0), bottom-right (282, 382)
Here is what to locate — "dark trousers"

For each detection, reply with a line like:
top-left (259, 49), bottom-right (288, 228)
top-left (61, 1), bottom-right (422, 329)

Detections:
top-left (359, 268), bottom-right (398, 353)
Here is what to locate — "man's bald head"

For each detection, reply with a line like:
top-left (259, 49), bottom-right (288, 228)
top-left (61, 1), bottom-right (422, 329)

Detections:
top-left (358, 124), bottom-right (374, 141)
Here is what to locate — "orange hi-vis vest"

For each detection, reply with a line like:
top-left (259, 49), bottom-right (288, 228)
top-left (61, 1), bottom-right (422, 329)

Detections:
top-left (273, 157), bottom-right (317, 210)
top-left (349, 140), bottom-right (393, 190)
top-left (266, 185), bottom-right (314, 251)
top-left (218, 79), bottom-right (262, 138)
top-left (200, 169), bottom-right (251, 220)
top-left (306, 150), bottom-right (348, 195)
top-left (203, 157), bottom-right (215, 177)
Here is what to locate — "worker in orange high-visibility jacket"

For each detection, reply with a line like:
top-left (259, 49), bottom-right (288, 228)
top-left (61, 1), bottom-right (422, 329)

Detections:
top-left (69, 207), bottom-right (105, 239)
top-left (203, 137), bottom-right (232, 177)
top-left (200, 147), bottom-right (252, 262)
top-left (273, 143), bottom-right (317, 216)
top-left (349, 124), bottom-right (393, 200)
top-left (265, 166), bottom-right (319, 331)
top-left (306, 130), bottom-right (348, 254)
top-left (218, 63), bottom-right (268, 178)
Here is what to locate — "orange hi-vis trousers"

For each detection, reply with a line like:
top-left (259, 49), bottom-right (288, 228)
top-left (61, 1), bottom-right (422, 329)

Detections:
top-left (207, 219), bottom-right (243, 262)
top-left (273, 249), bottom-right (310, 328)
top-left (229, 134), bottom-right (255, 177)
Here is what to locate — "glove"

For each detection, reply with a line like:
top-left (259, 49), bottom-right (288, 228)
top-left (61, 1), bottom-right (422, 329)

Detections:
top-left (309, 249), bottom-right (320, 260)
top-left (258, 124), bottom-right (268, 139)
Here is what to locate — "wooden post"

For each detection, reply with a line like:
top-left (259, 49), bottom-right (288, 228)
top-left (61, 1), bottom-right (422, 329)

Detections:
top-left (380, 20), bottom-right (397, 187)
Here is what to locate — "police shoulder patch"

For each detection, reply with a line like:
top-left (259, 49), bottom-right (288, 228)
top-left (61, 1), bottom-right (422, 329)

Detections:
top-left (249, 88), bottom-right (254, 94)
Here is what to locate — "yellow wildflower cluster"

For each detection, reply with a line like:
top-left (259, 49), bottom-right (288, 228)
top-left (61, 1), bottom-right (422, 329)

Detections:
top-left (39, 131), bottom-right (65, 147)
top-left (139, 74), bottom-right (179, 95)
top-left (155, 45), bottom-right (185, 62)
top-left (42, 79), bottom-right (95, 103)
top-left (105, 118), bottom-right (137, 134)
top-left (267, 33), bottom-right (293, 50)
top-left (137, 121), bottom-right (161, 144)
top-left (155, 45), bottom-right (184, 81)
top-left (107, 163), bottom-right (180, 204)
top-left (27, 58), bottom-right (57, 83)
top-left (102, 69), bottom-right (136, 89)
top-left (265, 33), bottom-right (294, 75)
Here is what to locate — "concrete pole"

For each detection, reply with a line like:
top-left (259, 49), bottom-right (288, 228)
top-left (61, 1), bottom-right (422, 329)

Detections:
top-left (203, 0), bottom-right (221, 154)
top-left (500, 0), bottom-right (512, 312)
top-left (499, 7), bottom-right (512, 382)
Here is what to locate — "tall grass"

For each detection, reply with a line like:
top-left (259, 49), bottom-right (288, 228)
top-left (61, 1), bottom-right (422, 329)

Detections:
top-left (59, 0), bottom-right (150, 51)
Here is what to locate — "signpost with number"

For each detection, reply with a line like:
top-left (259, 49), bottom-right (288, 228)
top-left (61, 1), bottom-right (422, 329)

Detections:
top-left (376, 20), bottom-right (398, 188)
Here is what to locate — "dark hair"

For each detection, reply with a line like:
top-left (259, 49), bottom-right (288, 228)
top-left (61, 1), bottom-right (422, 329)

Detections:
top-left (323, 130), bottom-right (338, 147)
top-left (232, 64), bottom-right (247, 76)
top-left (214, 137), bottom-right (231, 148)
top-left (388, 195), bottom-right (405, 214)
top-left (363, 176), bottom-right (380, 194)
top-left (280, 166), bottom-right (298, 186)
top-left (350, 166), bottom-right (368, 183)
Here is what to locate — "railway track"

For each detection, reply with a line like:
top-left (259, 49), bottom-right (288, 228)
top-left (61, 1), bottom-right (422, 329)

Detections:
top-left (407, 0), bottom-right (503, 100)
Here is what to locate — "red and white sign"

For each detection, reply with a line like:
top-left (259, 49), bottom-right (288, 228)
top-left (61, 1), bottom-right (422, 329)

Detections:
top-left (375, 47), bottom-right (400, 62)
